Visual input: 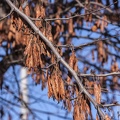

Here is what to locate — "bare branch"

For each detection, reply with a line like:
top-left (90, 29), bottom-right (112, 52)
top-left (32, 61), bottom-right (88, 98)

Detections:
top-left (102, 103), bottom-right (120, 107)
top-left (75, 0), bottom-right (118, 25)
top-left (78, 72), bottom-right (120, 77)
top-left (0, 7), bottom-right (14, 21)
top-left (30, 1), bottom-right (115, 21)
top-left (5, 0), bottom-right (105, 119)
top-left (55, 34), bottom-right (120, 50)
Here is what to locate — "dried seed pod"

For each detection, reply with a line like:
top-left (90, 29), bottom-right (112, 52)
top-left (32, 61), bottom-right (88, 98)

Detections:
top-left (59, 77), bottom-right (65, 100)
top-left (96, 20), bottom-right (100, 28)
top-left (0, 21), bottom-right (4, 30)
top-left (73, 100), bottom-right (80, 120)
top-left (111, 62), bottom-right (119, 72)
top-left (89, 14), bottom-right (92, 22)
top-left (92, 25), bottom-right (97, 32)
top-left (55, 14), bottom-right (61, 25)
top-left (94, 84), bottom-right (101, 104)
top-left (48, 76), bottom-right (53, 98)
top-left (68, 18), bottom-right (73, 34)
top-left (15, 31), bottom-right (22, 44)
top-left (24, 5), bottom-right (30, 16)
top-left (64, 90), bottom-right (72, 112)
top-left (105, 114), bottom-right (111, 120)
top-left (40, 6), bottom-right (45, 18)
top-left (8, 24), bottom-right (16, 40)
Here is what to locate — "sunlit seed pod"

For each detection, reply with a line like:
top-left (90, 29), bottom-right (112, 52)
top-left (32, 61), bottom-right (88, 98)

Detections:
top-left (91, 25), bottom-right (97, 32)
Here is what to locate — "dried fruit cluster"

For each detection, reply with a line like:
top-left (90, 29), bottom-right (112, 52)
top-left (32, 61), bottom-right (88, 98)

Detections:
top-left (92, 15), bottom-right (108, 32)
top-left (48, 65), bottom-right (65, 101)
top-left (73, 86), bottom-right (91, 120)
top-left (111, 61), bottom-right (119, 88)
top-left (1, 0), bottom-right (119, 119)
top-left (97, 41), bottom-right (108, 64)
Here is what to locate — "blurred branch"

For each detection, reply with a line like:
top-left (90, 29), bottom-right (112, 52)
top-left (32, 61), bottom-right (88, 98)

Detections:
top-left (30, 1), bottom-right (115, 21)
top-left (75, 0), bottom-right (119, 25)
top-left (0, 50), bottom-right (23, 88)
top-left (0, 7), bottom-right (14, 21)
top-left (90, 1), bottom-right (113, 13)
top-left (55, 34), bottom-right (120, 50)
top-left (31, 108), bottom-right (72, 120)
top-left (0, 92), bottom-right (72, 120)
top-left (102, 103), bottom-right (120, 107)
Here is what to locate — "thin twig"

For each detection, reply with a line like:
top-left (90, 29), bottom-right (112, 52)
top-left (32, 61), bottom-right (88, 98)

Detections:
top-left (55, 34), bottom-right (120, 50)
top-left (102, 103), bottom-right (120, 107)
top-left (90, 1), bottom-right (113, 13)
top-left (41, 62), bottom-right (56, 69)
top-left (76, 0), bottom-right (118, 25)
top-left (78, 71), bottom-right (120, 77)
top-left (0, 8), bottom-right (14, 21)
top-left (30, 1), bottom-right (115, 22)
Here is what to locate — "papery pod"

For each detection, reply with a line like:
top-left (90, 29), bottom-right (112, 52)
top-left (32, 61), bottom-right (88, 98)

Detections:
top-left (94, 84), bottom-right (101, 104)
top-left (40, 6), bottom-right (45, 18)
top-left (0, 21), bottom-right (4, 30)
top-left (59, 78), bottom-right (65, 100)
top-left (96, 114), bottom-right (99, 120)
top-left (92, 25), bottom-right (97, 32)
top-left (111, 62), bottom-right (118, 72)
top-left (35, 4), bottom-right (41, 18)
top-left (55, 14), bottom-right (61, 25)
top-left (69, 51), bottom-right (75, 68)
top-left (15, 31), bottom-right (22, 45)
top-left (64, 90), bottom-right (72, 112)
top-left (105, 115), bottom-right (111, 120)
top-left (8, 24), bottom-right (15, 40)
top-left (48, 76), bottom-right (53, 98)
top-left (24, 5), bottom-right (30, 16)
top-left (35, 73), bottom-right (41, 84)
top-left (50, 72), bottom-right (59, 101)
top-left (73, 100), bottom-right (80, 120)
top-left (41, 73), bottom-right (46, 90)
top-left (68, 18), bottom-right (73, 34)
top-left (18, 7), bottom-right (23, 31)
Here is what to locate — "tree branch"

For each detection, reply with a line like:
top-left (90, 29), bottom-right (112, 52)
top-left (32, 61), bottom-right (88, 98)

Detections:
top-left (55, 34), bottom-right (120, 50)
top-left (0, 49), bottom-right (23, 88)
top-left (29, 1), bottom-right (115, 22)
top-left (75, 0), bottom-right (118, 25)
top-left (78, 72), bottom-right (120, 77)
top-left (5, 0), bottom-right (105, 119)
top-left (0, 7), bottom-right (14, 21)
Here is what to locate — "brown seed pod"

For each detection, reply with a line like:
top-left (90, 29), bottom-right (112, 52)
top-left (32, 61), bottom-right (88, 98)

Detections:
top-left (92, 25), bottom-right (97, 32)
